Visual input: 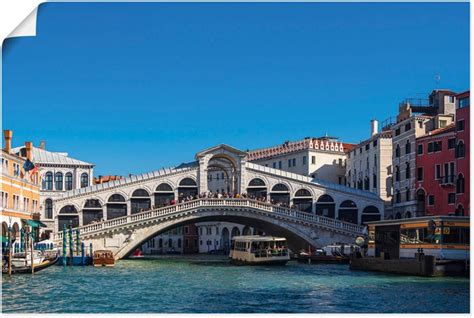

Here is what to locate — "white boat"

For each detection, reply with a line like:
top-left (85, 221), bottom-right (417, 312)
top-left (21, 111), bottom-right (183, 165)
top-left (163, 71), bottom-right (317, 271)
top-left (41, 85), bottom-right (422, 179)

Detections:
top-left (229, 235), bottom-right (290, 265)
top-left (11, 250), bottom-right (45, 268)
top-left (322, 243), bottom-right (360, 257)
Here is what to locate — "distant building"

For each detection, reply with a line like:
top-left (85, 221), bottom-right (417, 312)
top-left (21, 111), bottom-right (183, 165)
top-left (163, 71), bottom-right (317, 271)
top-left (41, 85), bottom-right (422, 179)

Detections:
top-left (1, 130), bottom-right (41, 242)
top-left (247, 136), bottom-right (355, 184)
top-left (196, 222), bottom-right (253, 254)
top-left (11, 141), bottom-right (94, 237)
top-left (455, 91), bottom-right (469, 216)
top-left (141, 227), bottom-right (184, 254)
top-left (390, 89), bottom-right (456, 219)
top-left (346, 120), bottom-right (393, 218)
top-left (183, 224), bottom-right (199, 254)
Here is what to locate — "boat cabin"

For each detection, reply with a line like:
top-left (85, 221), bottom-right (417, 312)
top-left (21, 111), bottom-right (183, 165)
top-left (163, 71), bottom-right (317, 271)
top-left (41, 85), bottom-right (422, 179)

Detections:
top-left (366, 216), bottom-right (469, 260)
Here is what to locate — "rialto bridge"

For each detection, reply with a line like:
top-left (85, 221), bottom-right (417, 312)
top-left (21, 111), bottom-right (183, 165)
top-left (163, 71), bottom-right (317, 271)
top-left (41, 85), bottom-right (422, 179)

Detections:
top-left (52, 145), bottom-right (384, 258)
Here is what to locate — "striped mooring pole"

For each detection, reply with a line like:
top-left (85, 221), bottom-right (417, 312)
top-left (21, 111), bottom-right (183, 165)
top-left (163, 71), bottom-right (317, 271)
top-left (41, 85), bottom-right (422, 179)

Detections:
top-left (62, 224), bottom-right (67, 267)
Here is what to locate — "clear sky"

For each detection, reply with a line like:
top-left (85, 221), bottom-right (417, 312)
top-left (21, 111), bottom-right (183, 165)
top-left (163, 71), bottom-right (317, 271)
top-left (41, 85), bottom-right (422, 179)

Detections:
top-left (2, 2), bottom-right (469, 176)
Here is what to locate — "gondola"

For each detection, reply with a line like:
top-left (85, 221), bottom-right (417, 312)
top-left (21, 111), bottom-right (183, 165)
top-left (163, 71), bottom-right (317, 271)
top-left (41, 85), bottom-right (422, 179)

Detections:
top-left (2, 253), bottom-right (59, 274)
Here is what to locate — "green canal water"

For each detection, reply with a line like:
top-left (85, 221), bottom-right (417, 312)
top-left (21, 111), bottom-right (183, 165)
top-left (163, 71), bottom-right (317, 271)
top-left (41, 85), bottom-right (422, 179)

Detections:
top-left (2, 255), bottom-right (469, 313)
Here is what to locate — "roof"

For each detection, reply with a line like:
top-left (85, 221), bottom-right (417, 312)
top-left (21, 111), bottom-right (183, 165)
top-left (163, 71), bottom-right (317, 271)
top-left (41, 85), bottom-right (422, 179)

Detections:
top-left (417, 123), bottom-right (455, 140)
top-left (195, 144), bottom-right (247, 159)
top-left (11, 146), bottom-right (94, 167)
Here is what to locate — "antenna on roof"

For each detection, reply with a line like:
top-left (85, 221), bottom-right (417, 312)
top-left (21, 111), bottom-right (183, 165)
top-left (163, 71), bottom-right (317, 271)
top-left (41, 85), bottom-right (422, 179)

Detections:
top-left (435, 73), bottom-right (441, 88)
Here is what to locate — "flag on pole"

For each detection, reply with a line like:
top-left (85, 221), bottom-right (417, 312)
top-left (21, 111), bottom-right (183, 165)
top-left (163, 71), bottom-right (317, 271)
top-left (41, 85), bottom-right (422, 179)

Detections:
top-left (23, 159), bottom-right (35, 172)
top-left (29, 165), bottom-right (39, 182)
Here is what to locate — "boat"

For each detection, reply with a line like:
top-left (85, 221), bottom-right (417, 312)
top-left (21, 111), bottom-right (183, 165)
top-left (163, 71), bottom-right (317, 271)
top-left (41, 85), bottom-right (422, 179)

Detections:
top-left (3, 251), bottom-right (59, 274)
top-left (229, 235), bottom-right (290, 265)
top-left (93, 250), bottom-right (115, 267)
top-left (297, 243), bottom-right (360, 264)
top-left (130, 248), bottom-right (144, 258)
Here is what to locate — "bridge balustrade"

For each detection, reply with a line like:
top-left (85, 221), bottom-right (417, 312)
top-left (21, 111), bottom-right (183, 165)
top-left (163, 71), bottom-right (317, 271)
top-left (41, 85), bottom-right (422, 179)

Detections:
top-left (53, 198), bottom-right (365, 241)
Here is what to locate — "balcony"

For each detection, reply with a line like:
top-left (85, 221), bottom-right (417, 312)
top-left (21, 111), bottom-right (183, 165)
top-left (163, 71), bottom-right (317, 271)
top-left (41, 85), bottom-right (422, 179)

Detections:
top-left (438, 175), bottom-right (455, 187)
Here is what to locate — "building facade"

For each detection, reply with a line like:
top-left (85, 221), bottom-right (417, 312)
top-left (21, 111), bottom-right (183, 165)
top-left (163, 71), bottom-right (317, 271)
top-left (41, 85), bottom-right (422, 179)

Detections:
top-left (390, 90), bottom-right (456, 219)
top-left (196, 222), bottom-right (254, 254)
top-left (247, 136), bottom-right (354, 184)
top-left (1, 130), bottom-right (41, 242)
top-left (415, 124), bottom-right (456, 217)
top-left (11, 142), bottom-right (94, 237)
top-left (455, 91), bottom-right (469, 216)
top-left (346, 120), bottom-right (393, 212)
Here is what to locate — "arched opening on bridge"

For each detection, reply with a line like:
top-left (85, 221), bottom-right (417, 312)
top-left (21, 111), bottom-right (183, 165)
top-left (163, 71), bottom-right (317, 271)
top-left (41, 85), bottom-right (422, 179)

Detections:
top-left (242, 225), bottom-right (252, 236)
top-left (207, 154), bottom-right (238, 195)
top-left (416, 189), bottom-right (426, 215)
top-left (316, 195), bottom-right (335, 218)
top-left (231, 226), bottom-right (240, 238)
top-left (82, 199), bottom-right (103, 226)
top-left (246, 178), bottom-right (267, 200)
top-left (270, 184), bottom-right (290, 206)
top-left (178, 178), bottom-right (198, 201)
top-left (395, 212), bottom-right (402, 219)
top-left (222, 227), bottom-right (230, 253)
top-left (58, 205), bottom-right (79, 231)
top-left (405, 211), bottom-right (412, 218)
top-left (293, 189), bottom-right (313, 212)
top-left (107, 194), bottom-right (127, 220)
top-left (12, 222), bottom-right (19, 241)
top-left (154, 183), bottom-right (175, 208)
top-left (361, 206), bottom-right (381, 224)
top-left (338, 200), bottom-right (358, 224)
top-left (131, 189), bottom-right (151, 214)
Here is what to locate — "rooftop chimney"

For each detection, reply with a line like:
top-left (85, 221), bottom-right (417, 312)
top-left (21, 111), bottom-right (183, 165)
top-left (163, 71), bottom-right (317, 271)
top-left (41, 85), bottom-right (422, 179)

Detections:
top-left (40, 141), bottom-right (45, 150)
top-left (3, 130), bottom-right (12, 153)
top-left (25, 141), bottom-right (33, 160)
top-left (370, 119), bottom-right (378, 137)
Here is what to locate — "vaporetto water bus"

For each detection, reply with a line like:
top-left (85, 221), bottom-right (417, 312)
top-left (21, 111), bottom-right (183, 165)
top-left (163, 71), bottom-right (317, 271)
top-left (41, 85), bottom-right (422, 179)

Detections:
top-left (229, 236), bottom-right (290, 265)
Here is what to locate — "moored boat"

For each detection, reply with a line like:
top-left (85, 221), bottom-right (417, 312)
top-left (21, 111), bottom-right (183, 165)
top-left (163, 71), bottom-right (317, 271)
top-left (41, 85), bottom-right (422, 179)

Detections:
top-left (3, 252), bottom-right (59, 274)
top-left (229, 235), bottom-right (290, 265)
top-left (93, 250), bottom-right (115, 267)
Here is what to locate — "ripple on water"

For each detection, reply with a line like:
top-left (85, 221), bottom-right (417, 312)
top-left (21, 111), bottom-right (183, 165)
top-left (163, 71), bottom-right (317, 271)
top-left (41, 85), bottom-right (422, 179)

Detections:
top-left (2, 256), bottom-right (470, 313)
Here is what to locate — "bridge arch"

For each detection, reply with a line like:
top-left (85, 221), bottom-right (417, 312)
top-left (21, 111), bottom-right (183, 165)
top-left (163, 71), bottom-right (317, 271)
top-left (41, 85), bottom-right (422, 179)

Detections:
top-left (270, 183), bottom-right (291, 206)
top-left (206, 153), bottom-right (239, 194)
top-left (107, 193), bottom-right (127, 220)
top-left (315, 194), bottom-right (335, 218)
top-left (177, 177), bottom-right (198, 199)
top-left (338, 200), bottom-right (358, 224)
top-left (83, 199), bottom-right (103, 226)
top-left (361, 205), bottom-right (381, 224)
top-left (293, 188), bottom-right (313, 212)
top-left (58, 204), bottom-right (79, 231)
top-left (246, 178), bottom-right (268, 199)
top-left (154, 182), bottom-right (175, 207)
top-left (130, 188), bottom-right (151, 214)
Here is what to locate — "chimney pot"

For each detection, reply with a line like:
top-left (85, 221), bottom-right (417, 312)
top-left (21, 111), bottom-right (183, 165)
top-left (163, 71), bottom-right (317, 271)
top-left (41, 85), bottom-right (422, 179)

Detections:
top-left (40, 141), bottom-right (45, 150)
top-left (3, 130), bottom-right (12, 153)
top-left (370, 119), bottom-right (379, 137)
top-left (25, 141), bottom-right (33, 161)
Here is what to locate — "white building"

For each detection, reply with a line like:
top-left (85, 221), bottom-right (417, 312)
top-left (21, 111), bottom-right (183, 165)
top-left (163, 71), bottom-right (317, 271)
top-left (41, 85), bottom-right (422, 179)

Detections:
top-left (195, 222), bottom-right (254, 253)
top-left (346, 120), bottom-right (393, 220)
top-left (11, 143), bottom-right (94, 237)
top-left (141, 226), bottom-right (184, 254)
top-left (247, 136), bottom-right (353, 185)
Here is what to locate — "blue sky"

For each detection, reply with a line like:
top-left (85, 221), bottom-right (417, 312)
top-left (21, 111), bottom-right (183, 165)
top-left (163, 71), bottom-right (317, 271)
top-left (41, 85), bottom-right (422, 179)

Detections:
top-left (2, 3), bottom-right (469, 176)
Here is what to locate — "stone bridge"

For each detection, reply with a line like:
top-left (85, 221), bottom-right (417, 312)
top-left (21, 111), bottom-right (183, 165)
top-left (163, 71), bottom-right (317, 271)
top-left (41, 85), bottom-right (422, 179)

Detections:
top-left (53, 198), bottom-right (366, 259)
top-left (50, 144), bottom-right (384, 258)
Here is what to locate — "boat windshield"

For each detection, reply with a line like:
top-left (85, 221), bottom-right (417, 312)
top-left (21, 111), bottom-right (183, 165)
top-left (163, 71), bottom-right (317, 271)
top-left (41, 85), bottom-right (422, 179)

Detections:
top-left (251, 240), bottom-right (288, 258)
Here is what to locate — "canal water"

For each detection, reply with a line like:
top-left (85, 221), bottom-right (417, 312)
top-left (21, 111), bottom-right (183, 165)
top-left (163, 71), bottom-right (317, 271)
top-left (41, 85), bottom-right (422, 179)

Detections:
top-left (2, 255), bottom-right (469, 313)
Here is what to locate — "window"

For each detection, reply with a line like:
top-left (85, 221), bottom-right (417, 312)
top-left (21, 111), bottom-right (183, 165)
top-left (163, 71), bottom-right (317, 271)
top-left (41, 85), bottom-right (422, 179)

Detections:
top-left (396, 191), bottom-right (401, 203)
top-left (13, 163), bottom-right (20, 177)
top-left (456, 174), bottom-right (465, 194)
top-left (405, 122), bottom-right (411, 132)
top-left (373, 174), bottom-right (377, 189)
top-left (418, 121), bottom-right (423, 129)
top-left (278, 161), bottom-right (282, 169)
top-left (448, 138), bottom-right (456, 149)
top-left (55, 172), bottom-right (63, 191)
top-left (292, 158), bottom-right (296, 167)
top-left (456, 120), bottom-right (465, 131)
top-left (288, 159), bottom-right (291, 168)
top-left (434, 141), bottom-right (442, 152)
top-left (435, 165), bottom-right (441, 179)
top-left (428, 195), bottom-right (435, 206)
top-left (373, 140), bottom-right (378, 147)
top-left (439, 120), bottom-right (447, 128)
top-left (1, 192), bottom-right (8, 208)
top-left (65, 173), bottom-right (73, 190)
top-left (44, 172), bottom-right (53, 190)
top-left (272, 162), bottom-right (276, 169)
top-left (365, 144), bottom-right (370, 151)
top-left (184, 226), bottom-right (189, 234)
top-left (417, 144), bottom-right (423, 155)
top-left (80, 173), bottom-right (89, 188)
top-left (395, 166), bottom-right (400, 182)
top-left (311, 156), bottom-right (315, 164)
top-left (405, 163), bottom-right (411, 179)
top-left (428, 142), bottom-right (434, 153)
top-left (448, 193), bottom-right (455, 204)
top-left (456, 141), bottom-right (465, 158)
top-left (405, 188), bottom-right (411, 201)
top-left (417, 167), bottom-right (423, 181)
top-left (395, 145), bottom-right (400, 158)
top-left (178, 239), bottom-right (182, 248)
top-left (459, 97), bottom-right (470, 108)
top-left (359, 148), bottom-right (362, 154)
top-left (45, 198), bottom-right (53, 219)
top-left (395, 128), bottom-right (400, 136)
top-left (405, 140), bottom-right (411, 155)
top-left (302, 156), bottom-right (306, 165)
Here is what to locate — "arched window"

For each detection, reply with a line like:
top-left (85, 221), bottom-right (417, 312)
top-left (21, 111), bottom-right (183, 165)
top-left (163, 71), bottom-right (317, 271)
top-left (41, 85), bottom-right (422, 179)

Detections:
top-left (293, 189), bottom-right (313, 213)
top-left (108, 194), bottom-right (126, 202)
top-left (131, 189), bottom-right (151, 213)
top-left (44, 199), bottom-right (53, 219)
top-left (456, 141), bottom-right (465, 158)
top-left (270, 184), bottom-right (290, 205)
top-left (395, 212), bottom-right (402, 219)
top-left (156, 183), bottom-right (173, 192)
top-left (80, 173), bottom-right (89, 188)
top-left (107, 194), bottom-right (127, 220)
top-left (295, 189), bottom-right (312, 197)
top-left (178, 239), bottom-right (182, 248)
top-left (179, 178), bottom-right (197, 186)
top-left (405, 211), bottom-right (412, 218)
top-left (168, 238), bottom-right (173, 248)
top-left (405, 162), bottom-right (410, 179)
top-left (361, 205), bottom-right (381, 224)
top-left (316, 195), bottom-right (335, 218)
top-left (178, 178), bottom-right (198, 199)
top-left (83, 199), bottom-right (103, 225)
top-left (456, 174), bottom-right (465, 194)
top-left (405, 140), bottom-right (411, 155)
top-left (159, 238), bottom-right (163, 248)
top-left (456, 204), bottom-right (465, 216)
top-left (132, 189), bottom-right (149, 197)
top-left (54, 172), bottom-right (63, 191)
top-left (271, 184), bottom-right (289, 192)
top-left (396, 190), bottom-right (401, 203)
top-left (338, 200), bottom-right (358, 224)
top-left (65, 172), bottom-right (73, 190)
top-left (248, 178), bottom-right (266, 187)
top-left (59, 205), bottom-right (78, 214)
top-left (395, 145), bottom-right (400, 158)
top-left (44, 172), bottom-right (53, 190)
top-left (395, 166), bottom-right (400, 182)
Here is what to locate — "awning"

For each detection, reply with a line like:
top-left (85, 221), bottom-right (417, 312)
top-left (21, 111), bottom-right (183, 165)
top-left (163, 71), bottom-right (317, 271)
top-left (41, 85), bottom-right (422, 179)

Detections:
top-left (22, 219), bottom-right (47, 228)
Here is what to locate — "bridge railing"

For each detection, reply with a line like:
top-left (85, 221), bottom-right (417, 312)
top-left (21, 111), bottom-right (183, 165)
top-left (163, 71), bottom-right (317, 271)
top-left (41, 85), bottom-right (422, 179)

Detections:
top-left (53, 198), bottom-right (365, 240)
